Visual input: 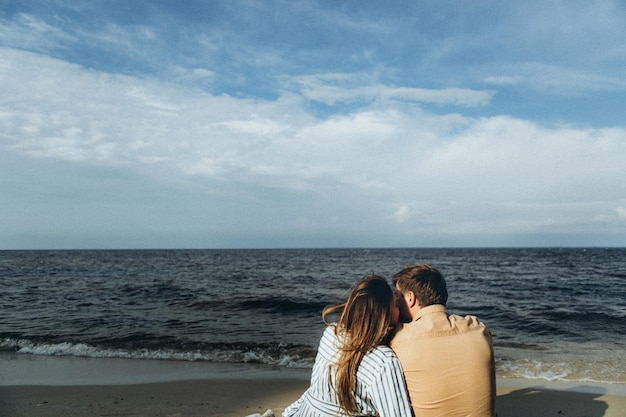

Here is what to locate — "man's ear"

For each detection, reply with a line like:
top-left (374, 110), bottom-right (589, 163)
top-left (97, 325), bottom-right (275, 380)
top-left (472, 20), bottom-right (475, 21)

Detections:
top-left (406, 290), bottom-right (418, 308)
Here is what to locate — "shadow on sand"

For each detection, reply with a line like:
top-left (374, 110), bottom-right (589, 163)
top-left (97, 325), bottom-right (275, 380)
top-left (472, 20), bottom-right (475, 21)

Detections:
top-left (497, 385), bottom-right (609, 417)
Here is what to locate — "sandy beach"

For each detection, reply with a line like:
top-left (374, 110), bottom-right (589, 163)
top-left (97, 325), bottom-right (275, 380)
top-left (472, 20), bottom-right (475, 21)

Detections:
top-left (3, 378), bottom-right (626, 417)
top-left (1, 355), bottom-right (625, 417)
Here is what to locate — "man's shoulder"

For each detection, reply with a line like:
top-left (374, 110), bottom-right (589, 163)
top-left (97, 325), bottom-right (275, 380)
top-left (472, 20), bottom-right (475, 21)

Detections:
top-left (449, 312), bottom-right (489, 329)
top-left (391, 309), bottom-right (491, 345)
top-left (390, 323), bottom-right (407, 344)
top-left (389, 320), bottom-right (421, 347)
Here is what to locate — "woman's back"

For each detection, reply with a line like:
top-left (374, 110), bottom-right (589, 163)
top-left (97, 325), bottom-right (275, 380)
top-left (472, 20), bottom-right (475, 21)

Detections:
top-left (282, 326), bottom-right (412, 417)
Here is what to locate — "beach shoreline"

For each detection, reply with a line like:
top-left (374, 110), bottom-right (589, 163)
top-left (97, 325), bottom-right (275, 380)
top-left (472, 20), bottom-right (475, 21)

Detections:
top-left (2, 354), bottom-right (625, 417)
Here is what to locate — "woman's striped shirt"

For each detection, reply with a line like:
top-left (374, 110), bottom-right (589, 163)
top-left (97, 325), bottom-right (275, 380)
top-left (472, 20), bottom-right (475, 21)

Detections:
top-left (283, 325), bottom-right (413, 417)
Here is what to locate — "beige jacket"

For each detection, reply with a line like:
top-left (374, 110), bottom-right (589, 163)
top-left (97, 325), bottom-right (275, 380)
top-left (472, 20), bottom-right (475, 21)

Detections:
top-left (391, 304), bottom-right (496, 417)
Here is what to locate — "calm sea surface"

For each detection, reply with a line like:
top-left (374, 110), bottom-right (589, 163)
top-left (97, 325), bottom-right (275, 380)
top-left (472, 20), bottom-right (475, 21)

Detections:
top-left (1, 248), bottom-right (625, 383)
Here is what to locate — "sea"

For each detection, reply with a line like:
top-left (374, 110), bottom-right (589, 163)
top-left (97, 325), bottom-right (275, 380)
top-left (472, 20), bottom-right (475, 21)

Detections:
top-left (1, 248), bottom-right (625, 385)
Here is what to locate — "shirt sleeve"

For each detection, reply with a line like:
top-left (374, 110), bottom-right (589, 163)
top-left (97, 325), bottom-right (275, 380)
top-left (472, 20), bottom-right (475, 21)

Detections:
top-left (368, 355), bottom-right (413, 417)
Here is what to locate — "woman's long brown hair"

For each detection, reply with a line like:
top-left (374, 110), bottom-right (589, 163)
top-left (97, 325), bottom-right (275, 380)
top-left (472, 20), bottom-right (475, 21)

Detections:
top-left (322, 274), bottom-right (395, 415)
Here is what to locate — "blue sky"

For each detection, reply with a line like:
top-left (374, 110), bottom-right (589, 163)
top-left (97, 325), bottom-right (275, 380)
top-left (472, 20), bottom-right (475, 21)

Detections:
top-left (1, 0), bottom-right (625, 249)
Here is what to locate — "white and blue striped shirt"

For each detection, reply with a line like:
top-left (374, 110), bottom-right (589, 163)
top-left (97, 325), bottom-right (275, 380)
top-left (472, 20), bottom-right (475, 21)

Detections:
top-left (283, 326), bottom-right (413, 417)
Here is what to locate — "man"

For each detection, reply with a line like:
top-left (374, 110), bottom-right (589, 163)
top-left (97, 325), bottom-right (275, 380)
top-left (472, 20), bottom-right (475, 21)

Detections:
top-left (390, 264), bottom-right (496, 417)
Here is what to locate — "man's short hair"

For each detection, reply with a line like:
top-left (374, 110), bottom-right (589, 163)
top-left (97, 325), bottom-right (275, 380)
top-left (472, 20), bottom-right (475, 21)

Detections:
top-left (393, 264), bottom-right (448, 307)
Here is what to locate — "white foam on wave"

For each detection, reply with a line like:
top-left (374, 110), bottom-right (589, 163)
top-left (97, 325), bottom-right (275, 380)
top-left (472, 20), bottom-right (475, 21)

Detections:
top-left (1, 338), bottom-right (314, 369)
top-left (498, 360), bottom-right (571, 381)
top-left (496, 355), bottom-right (626, 384)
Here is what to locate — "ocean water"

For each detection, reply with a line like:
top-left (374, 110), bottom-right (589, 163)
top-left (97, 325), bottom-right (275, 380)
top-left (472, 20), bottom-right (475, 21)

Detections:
top-left (1, 248), bottom-right (625, 384)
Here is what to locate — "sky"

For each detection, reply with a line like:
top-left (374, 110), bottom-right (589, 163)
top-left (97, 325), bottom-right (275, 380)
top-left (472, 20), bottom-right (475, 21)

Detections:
top-left (1, 0), bottom-right (626, 249)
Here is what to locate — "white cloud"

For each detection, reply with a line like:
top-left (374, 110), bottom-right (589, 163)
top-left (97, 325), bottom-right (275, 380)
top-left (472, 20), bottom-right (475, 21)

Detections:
top-left (392, 205), bottom-right (411, 224)
top-left (3, 46), bottom-right (625, 212)
top-left (483, 62), bottom-right (626, 94)
top-left (0, 13), bottom-right (76, 52)
top-left (291, 75), bottom-right (493, 107)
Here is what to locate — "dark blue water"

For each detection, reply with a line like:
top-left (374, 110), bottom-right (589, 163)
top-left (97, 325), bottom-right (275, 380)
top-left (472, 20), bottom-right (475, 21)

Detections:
top-left (1, 248), bottom-right (625, 383)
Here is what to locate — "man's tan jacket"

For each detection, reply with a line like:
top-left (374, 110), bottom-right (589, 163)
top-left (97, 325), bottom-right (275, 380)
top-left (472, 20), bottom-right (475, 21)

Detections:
top-left (391, 305), bottom-right (496, 417)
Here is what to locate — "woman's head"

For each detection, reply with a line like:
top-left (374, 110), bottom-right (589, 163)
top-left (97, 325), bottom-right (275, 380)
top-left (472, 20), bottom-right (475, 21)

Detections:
top-left (337, 274), bottom-right (398, 345)
top-left (322, 274), bottom-right (398, 414)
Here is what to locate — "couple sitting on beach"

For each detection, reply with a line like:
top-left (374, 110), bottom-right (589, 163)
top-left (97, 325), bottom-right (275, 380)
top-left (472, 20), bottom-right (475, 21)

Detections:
top-left (284, 264), bottom-right (496, 417)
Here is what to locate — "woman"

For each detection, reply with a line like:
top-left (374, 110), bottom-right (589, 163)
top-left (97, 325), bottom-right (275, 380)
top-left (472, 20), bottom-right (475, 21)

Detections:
top-left (282, 274), bottom-right (412, 417)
